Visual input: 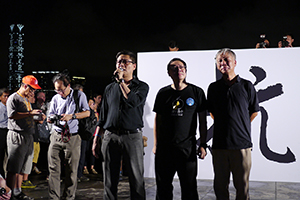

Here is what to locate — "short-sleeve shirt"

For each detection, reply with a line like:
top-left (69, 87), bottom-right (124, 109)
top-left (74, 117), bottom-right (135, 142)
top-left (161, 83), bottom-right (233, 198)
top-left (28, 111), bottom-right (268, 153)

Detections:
top-left (49, 88), bottom-right (90, 134)
top-left (153, 84), bottom-right (207, 151)
top-left (207, 75), bottom-right (260, 149)
top-left (0, 102), bottom-right (8, 128)
top-left (7, 92), bottom-right (35, 134)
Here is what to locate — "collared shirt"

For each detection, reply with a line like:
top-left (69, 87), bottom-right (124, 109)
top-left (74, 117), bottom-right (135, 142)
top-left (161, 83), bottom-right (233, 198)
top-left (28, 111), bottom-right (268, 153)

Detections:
top-left (207, 75), bottom-right (260, 149)
top-left (49, 88), bottom-right (90, 134)
top-left (97, 76), bottom-right (149, 131)
top-left (0, 102), bottom-right (8, 128)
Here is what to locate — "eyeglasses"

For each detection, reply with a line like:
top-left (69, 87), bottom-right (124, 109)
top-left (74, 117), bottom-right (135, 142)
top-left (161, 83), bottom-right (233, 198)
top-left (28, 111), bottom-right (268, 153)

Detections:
top-left (27, 85), bottom-right (36, 93)
top-left (169, 65), bottom-right (186, 71)
top-left (116, 59), bottom-right (134, 65)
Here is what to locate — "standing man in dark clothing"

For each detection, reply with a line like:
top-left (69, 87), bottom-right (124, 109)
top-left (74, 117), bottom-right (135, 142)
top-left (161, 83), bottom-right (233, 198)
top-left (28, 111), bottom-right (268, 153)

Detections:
top-left (152, 58), bottom-right (207, 200)
top-left (92, 50), bottom-right (149, 200)
top-left (207, 48), bottom-right (260, 200)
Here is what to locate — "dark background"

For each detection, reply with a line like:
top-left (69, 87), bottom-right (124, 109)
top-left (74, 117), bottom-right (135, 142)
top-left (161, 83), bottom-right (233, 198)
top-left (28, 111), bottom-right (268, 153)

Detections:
top-left (1, 0), bottom-right (299, 95)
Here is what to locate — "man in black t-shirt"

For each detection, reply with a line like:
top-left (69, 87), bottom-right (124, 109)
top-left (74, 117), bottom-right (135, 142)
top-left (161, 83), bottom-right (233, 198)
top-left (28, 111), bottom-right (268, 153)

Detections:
top-left (207, 48), bottom-right (260, 200)
top-left (153, 58), bottom-right (207, 200)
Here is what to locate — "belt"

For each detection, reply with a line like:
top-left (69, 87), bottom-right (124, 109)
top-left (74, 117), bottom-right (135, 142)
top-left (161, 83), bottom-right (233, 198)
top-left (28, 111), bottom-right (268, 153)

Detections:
top-left (56, 131), bottom-right (78, 136)
top-left (107, 128), bottom-right (141, 135)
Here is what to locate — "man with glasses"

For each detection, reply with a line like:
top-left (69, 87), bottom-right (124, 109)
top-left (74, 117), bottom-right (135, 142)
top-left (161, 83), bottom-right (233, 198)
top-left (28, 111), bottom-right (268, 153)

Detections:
top-left (92, 50), bottom-right (149, 200)
top-left (47, 72), bottom-right (90, 200)
top-left (207, 48), bottom-right (259, 200)
top-left (0, 88), bottom-right (9, 179)
top-left (6, 75), bottom-right (42, 200)
top-left (152, 58), bottom-right (208, 200)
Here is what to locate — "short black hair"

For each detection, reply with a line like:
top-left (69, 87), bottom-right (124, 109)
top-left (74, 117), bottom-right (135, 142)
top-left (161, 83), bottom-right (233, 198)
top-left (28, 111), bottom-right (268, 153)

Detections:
top-left (168, 40), bottom-right (178, 48)
top-left (167, 58), bottom-right (187, 71)
top-left (286, 33), bottom-right (294, 39)
top-left (52, 72), bottom-right (71, 87)
top-left (116, 50), bottom-right (136, 64)
top-left (92, 93), bottom-right (101, 99)
top-left (73, 84), bottom-right (84, 90)
top-left (0, 88), bottom-right (9, 96)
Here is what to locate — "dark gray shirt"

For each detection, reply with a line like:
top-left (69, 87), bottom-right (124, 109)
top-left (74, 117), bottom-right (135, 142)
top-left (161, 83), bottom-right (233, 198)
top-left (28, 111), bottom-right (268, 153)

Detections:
top-left (7, 92), bottom-right (35, 134)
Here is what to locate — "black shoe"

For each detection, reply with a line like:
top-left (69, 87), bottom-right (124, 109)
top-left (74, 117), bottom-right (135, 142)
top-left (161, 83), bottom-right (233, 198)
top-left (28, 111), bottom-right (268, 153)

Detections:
top-left (13, 192), bottom-right (34, 200)
top-left (78, 175), bottom-right (90, 183)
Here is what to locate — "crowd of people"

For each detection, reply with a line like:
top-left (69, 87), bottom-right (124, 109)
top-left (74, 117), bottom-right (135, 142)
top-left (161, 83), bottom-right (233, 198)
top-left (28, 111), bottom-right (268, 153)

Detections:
top-left (0, 48), bottom-right (261, 200)
top-left (255, 33), bottom-right (295, 48)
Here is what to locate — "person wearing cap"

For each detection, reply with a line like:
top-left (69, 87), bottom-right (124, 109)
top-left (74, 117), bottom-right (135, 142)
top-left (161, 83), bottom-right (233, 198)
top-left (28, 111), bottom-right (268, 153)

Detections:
top-left (152, 58), bottom-right (207, 200)
top-left (6, 75), bottom-right (42, 200)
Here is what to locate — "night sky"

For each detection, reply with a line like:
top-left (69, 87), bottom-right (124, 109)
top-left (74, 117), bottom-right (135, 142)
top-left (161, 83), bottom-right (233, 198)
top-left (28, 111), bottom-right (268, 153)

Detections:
top-left (1, 1), bottom-right (299, 94)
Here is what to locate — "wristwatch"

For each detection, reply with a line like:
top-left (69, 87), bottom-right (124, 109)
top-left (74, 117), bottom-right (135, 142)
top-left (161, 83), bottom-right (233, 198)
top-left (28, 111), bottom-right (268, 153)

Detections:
top-left (72, 113), bottom-right (76, 119)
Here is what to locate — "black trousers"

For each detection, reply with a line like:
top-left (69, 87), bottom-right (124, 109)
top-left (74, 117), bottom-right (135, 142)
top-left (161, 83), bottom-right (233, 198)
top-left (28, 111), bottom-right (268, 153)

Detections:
top-left (155, 147), bottom-right (199, 200)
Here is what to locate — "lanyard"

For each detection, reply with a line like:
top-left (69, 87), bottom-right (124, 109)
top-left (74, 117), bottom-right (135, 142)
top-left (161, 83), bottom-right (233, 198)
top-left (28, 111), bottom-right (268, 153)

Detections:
top-left (17, 92), bottom-right (32, 111)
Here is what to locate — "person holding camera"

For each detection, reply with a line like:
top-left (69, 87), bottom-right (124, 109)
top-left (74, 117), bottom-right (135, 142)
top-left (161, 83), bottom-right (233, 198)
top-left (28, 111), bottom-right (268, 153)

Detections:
top-left (255, 34), bottom-right (270, 48)
top-left (278, 34), bottom-right (294, 48)
top-left (48, 73), bottom-right (90, 200)
top-left (152, 58), bottom-right (208, 200)
top-left (6, 75), bottom-right (42, 200)
top-left (47, 72), bottom-right (90, 200)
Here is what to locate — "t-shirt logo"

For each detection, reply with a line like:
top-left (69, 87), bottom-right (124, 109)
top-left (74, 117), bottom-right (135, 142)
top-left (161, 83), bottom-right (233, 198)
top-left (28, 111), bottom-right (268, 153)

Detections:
top-left (186, 98), bottom-right (194, 106)
top-left (172, 98), bottom-right (184, 116)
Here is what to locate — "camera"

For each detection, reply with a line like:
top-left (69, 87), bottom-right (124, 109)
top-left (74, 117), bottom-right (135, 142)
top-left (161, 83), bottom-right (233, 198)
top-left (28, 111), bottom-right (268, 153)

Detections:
top-left (258, 34), bottom-right (269, 48)
top-left (0, 187), bottom-right (6, 195)
top-left (282, 36), bottom-right (289, 47)
top-left (33, 112), bottom-right (43, 121)
top-left (49, 114), bottom-right (62, 126)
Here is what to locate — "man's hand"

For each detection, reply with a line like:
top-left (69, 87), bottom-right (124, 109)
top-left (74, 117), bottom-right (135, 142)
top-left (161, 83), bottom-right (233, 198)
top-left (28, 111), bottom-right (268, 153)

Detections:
top-left (113, 67), bottom-right (124, 81)
top-left (197, 146), bottom-right (207, 160)
top-left (29, 109), bottom-right (42, 116)
top-left (92, 136), bottom-right (101, 159)
top-left (152, 145), bottom-right (156, 154)
top-left (0, 177), bottom-right (11, 200)
top-left (60, 114), bottom-right (72, 122)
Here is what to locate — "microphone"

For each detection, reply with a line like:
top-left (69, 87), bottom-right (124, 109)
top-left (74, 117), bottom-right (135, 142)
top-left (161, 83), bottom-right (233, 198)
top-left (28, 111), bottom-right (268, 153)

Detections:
top-left (112, 67), bottom-right (124, 80)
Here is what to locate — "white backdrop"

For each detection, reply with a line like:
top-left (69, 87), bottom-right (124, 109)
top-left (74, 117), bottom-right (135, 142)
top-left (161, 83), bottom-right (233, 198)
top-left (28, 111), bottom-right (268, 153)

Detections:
top-left (138, 48), bottom-right (300, 183)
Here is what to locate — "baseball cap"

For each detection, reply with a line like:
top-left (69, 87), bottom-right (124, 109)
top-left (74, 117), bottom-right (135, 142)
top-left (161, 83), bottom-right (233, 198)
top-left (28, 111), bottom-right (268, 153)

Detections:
top-left (22, 75), bottom-right (41, 89)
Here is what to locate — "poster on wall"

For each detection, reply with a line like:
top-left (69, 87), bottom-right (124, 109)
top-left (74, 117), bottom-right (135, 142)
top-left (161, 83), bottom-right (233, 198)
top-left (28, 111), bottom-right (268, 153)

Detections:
top-left (138, 48), bottom-right (299, 183)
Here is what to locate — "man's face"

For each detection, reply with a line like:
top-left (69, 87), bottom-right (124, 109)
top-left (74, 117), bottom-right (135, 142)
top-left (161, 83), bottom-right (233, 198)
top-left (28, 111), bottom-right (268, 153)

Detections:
top-left (54, 80), bottom-right (69, 98)
top-left (215, 53), bottom-right (237, 75)
top-left (37, 92), bottom-right (46, 103)
top-left (116, 54), bottom-right (136, 78)
top-left (286, 35), bottom-right (294, 46)
top-left (0, 92), bottom-right (9, 105)
top-left (94, 95), bottom-right (102, 104)
top-left (88, 99), bottom-right (96, 110)
top-left (168, 60), bottom-right (187, 81)
top-left (24, 85), bottom-right (36, 98)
